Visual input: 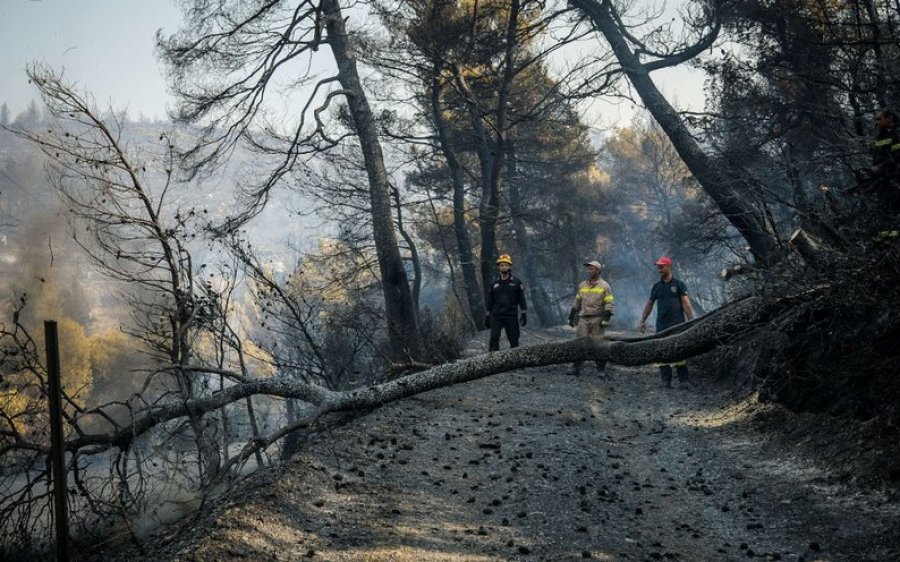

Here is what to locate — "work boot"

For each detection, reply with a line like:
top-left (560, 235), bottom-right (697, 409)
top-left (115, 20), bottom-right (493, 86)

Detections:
top-left (676, 365), bottom-right (690, 387)
top-left (659, 365), bottom-right (673, 388)
top-left (595, 361), bottom-right (607, 379)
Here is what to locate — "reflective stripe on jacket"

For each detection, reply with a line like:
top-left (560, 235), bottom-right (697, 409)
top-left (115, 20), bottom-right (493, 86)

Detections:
top-left (573, 278), bottom-right (614, 317)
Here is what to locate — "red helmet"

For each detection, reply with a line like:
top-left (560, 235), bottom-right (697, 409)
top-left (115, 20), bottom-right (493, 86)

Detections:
top-left (654, 256), bottom-right (673, 266)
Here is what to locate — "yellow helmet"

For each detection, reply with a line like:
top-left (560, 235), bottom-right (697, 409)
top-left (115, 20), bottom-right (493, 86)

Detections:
top-left (496, 254), bottom-right (513, 265)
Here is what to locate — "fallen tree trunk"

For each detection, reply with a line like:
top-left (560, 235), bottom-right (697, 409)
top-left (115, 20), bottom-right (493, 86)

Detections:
top-left (67, 294), bottom-right (795, 457)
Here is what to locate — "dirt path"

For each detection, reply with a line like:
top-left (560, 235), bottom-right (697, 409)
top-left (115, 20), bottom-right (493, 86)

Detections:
top-left (92, 330), bottom-right (900, 562)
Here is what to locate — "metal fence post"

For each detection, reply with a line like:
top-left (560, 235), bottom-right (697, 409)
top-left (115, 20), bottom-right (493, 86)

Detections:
top-left (45, 320), bottom-right (70, 562)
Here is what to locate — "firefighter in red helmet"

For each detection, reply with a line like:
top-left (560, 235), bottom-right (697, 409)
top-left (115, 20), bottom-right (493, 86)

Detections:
top-left (639, 256), bottom-right (695, 387)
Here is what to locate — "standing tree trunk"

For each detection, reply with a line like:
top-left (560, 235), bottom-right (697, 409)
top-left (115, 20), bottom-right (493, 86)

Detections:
top-left (282, 397), bottom-right (302, 460)
top-left (430, 69), bottom-right (485, 326)
top-left (393, 184), bottom-right (422, 319)
top-left (573, 0), bottom-right (782, 266)
top-left (860, 0), bottom-right (889, 106)
top-left (454, 0), bottom-right (522, 296)
top-left (324, 0), bottom-right (421, 361)
top-left (506, 140), bottom-right (557, 326)
top-left (454, 71), bottom-right (499, 293)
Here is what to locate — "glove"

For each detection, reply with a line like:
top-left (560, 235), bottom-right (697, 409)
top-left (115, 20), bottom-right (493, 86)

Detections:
top-left (600, 310), bottom-right (612, 327)
top-left (568, 308), bottom-right (578, 328)
top-left (485, 314), bottom-right (491, 329)
top-left (520, 311), bottom-right (527, 327)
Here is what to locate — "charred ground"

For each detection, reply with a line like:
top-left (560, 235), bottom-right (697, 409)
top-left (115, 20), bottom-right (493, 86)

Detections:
top-left (86, 329), bottom-right (900, 562)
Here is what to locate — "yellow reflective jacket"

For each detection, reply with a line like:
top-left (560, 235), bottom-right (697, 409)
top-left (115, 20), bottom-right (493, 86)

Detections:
top-left (573, 278), bottom-right (614, 317)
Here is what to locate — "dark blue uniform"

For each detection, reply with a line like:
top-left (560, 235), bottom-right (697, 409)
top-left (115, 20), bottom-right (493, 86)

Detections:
top-left (649, 277), bottom-right (690, 385)
top-left (650, 278), bottom-right (689, 332)
top-left (487, 276), bottom-right (527, 351)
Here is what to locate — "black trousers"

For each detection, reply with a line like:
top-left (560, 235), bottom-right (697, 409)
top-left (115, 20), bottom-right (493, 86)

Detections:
top-left (489, 315), bottom-right (520, 351)
top-left (659, 363), bottom-right (689, 384)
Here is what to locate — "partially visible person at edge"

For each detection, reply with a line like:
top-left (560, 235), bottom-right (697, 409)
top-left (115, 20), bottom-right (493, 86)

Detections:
top-left (566, 260), bottom-right (614, 377)
top-left (853, 108), bottom-right (900, 238)
top-left (638, 256), bottom-right (695, 388)
top-left (486, 254), bottom-right (528, 352)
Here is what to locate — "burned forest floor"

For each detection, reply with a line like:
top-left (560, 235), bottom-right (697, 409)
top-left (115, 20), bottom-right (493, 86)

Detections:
top-left (90, 329), bottom-right (900, 562)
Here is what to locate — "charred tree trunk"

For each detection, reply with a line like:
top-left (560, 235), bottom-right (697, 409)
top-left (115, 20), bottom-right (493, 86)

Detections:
top-left (455, 71), bottom-right (499, 294)
top-left (573, 0), bottom-right (782, 266)
top-left (173, 369), bottom-right (221, 484)
top-left (506, 141), bottom-right (557, 326)
top-left (282, 398), bottom-right (302, 461)
top-left (430, 69), bottom-right (485, 325)
top-left (245, 396), bottom-right (265, 468)
top-left (324, 0), bottom-right (421, 361)
top-left (455, 0), bottom-right (521, 297)
top-left (393, 185), bottom-right (422, 319)
top-left (860, 0), bottom-right (888, 105)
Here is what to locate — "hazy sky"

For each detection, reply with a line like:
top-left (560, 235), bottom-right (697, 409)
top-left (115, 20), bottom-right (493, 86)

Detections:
top-left (0, 0), bottom-right (705, 127)
top-left (0, 0), bottom-right (182, 120)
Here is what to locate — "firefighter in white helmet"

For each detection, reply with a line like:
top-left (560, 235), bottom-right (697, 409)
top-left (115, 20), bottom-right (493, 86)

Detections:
top-left (566, 260), bottom-right (614, 376)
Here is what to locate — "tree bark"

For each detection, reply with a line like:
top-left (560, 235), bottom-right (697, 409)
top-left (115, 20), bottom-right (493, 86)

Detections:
top-left (454, 0), bottom-right (522, 295)
top-left (572, 0), bottom-right (782, 266)
top-left (506, 140), bottom-right (558, 326)
top-left (430, 70), bottom-right (485, 325)
top-left (455, 71), bottom-right (500, 293)
top-left (393, 184), bottom-right (422, 319)
top-left (282, 398), bottom-right (302, 460)
top-left (323, 0), bottom-right (421, 360)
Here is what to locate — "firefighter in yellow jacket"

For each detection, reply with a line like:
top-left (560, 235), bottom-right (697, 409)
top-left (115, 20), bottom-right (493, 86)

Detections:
top-left (566, 260), bottom-right (614, 376)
